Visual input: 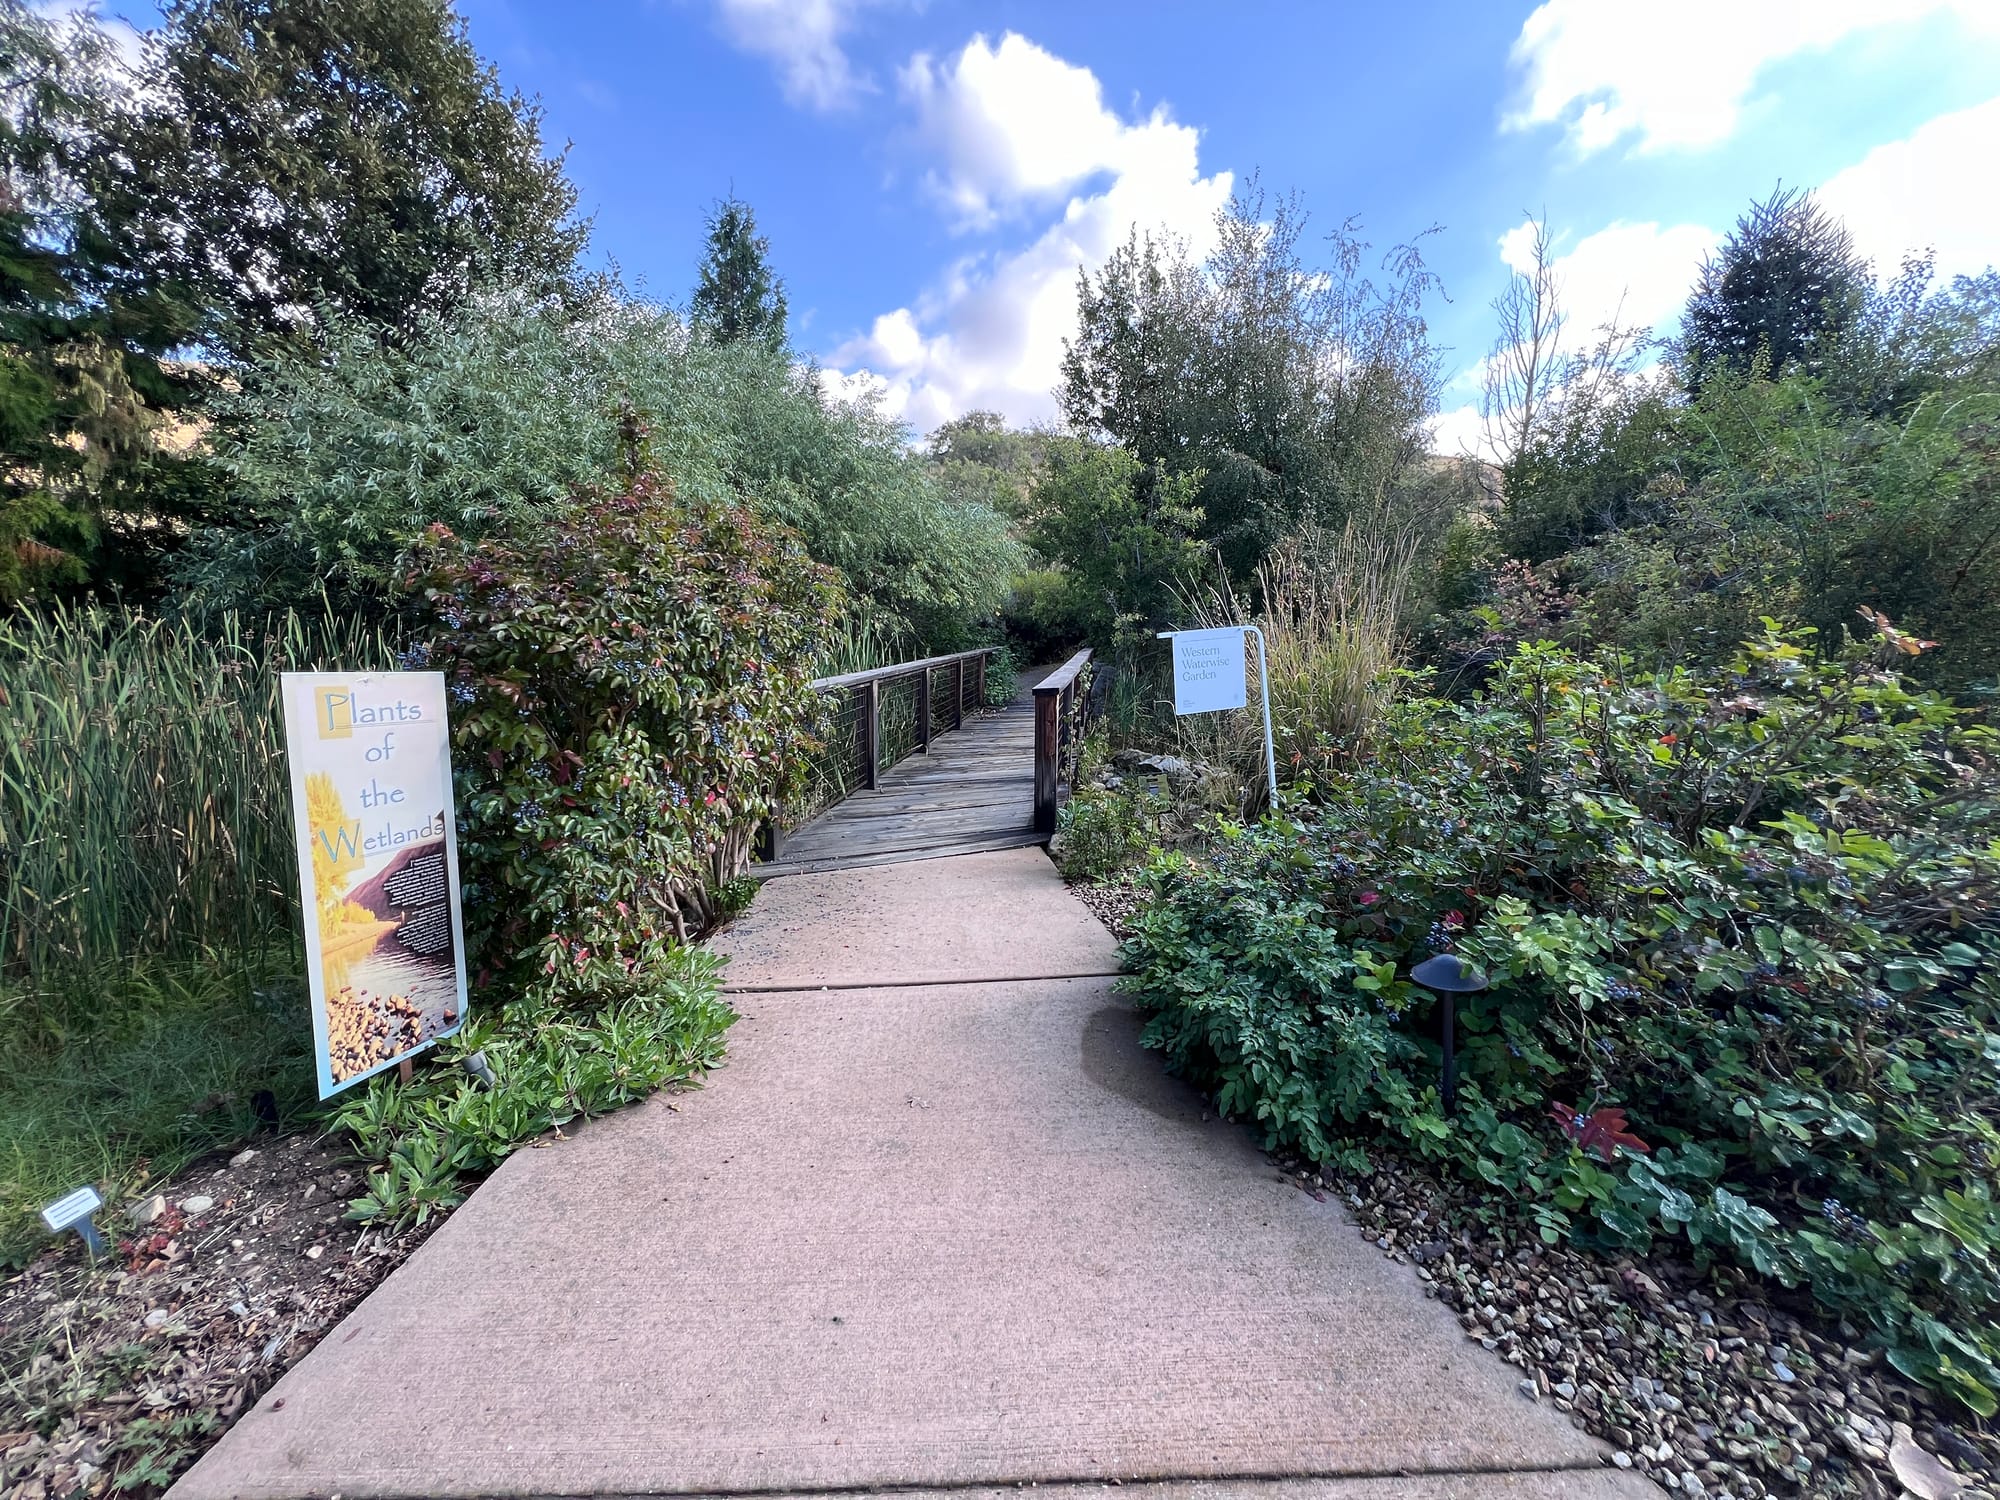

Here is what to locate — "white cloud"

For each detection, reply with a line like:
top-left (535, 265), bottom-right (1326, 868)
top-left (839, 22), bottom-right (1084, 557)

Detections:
top-left (900, 32), bottom-right (1195, 229)
top-left (1818, 96), bottom-right (2000, 281)
top-left (1429, 403), bottom-right (1486, 460)
top-left (712, 0), bottom-right (879, 111)
top-left (831, 33), bottom-right (1231, 432)
top-left (1506, 0), bottom-right (1999, 155)
top-left (1525, 218), bottom-right (1720, 337)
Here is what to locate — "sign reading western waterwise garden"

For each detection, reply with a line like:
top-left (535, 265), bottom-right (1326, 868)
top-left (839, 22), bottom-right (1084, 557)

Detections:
top-left (1158, 624), bottom-right (1279, 804)
top-left (281, 673), bottom-right (469, 1098)
top-left (1166, 626), bottom-right (1249, 715)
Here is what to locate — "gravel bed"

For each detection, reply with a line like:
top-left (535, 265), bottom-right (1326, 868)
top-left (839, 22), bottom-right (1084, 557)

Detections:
top-left (1, 1131), bottom-right (443, 1498)
top-left (1287, 1150), bottom-right (1999, 1500)
top-left (1068, 875), bottom-right (1143, 940)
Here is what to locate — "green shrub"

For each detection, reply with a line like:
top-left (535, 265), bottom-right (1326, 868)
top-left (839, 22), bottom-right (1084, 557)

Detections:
top-left (1122, 629), bottom-right (2000, 1412)
top-left (1001, 566), bottom-right (1094, 662)
top-left (1055, 786), bottom-right (1154, 882)
top-left (406, 464), bottom-right (837, 964)
top-left (188, 286), bottom-right (1021, 643)
top-left (983, 641), bottom-right (1019, 705)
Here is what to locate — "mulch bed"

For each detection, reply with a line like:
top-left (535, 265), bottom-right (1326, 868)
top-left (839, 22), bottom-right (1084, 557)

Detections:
top-left (1, 1132), bottom-right (444, 1499)
top-left (1068, 873), bottom-right (1143, 941)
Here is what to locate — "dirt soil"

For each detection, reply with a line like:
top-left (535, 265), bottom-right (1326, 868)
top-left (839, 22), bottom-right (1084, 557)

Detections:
top-left (0, 1131), bottom-right (443, 1499)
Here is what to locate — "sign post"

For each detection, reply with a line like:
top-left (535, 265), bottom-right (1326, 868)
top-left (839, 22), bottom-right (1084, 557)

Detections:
top-left (1158, 625), bottom-right (1279, 806)
top-left (281, 672), bottom-right (469, 1098)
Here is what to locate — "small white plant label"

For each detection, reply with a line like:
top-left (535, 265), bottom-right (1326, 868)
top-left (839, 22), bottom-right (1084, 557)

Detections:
top-left (1167, 627), bottom-right (1248, 715)
top-left (41, 1184), bottom-right (103, 1232)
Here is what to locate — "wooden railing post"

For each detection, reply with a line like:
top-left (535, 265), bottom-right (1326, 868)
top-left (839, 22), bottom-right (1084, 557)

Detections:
top-left (1033, 687), bottom-right (1060, 835)
top-left (860, 679), bottom-right (880, 790)
top-left (951, 659), bottom-right (965, 729)
top-left (974, 654), bottom-right (986, 709)
top-left (915, 666), bottom-right (931, 753)
top-left (1032, 647), bottom-right (1093, 838)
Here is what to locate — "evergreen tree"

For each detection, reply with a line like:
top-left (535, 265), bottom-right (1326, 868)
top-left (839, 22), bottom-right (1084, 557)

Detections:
top-left (690, 195), bottom-right (787, 351)
top-left (0, 3), bottom-right (200, 602)
top-left (108, 0), bottom-right (585, 356)
top-left (1682, 187), bottom-right (1866, 384)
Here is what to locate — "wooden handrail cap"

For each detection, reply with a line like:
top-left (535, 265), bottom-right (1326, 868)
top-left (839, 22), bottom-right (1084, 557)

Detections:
top-left (811, 646), bottom-right (998, 694)
top-left (1032, 647), bottom-right (1093, 696)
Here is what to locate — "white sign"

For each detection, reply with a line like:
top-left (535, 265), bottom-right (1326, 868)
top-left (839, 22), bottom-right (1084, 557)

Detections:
top-left (282, 673), bottom-right (469, 1098)
top-left (41, 1184), bottom-right (102, 1232)
top-left (1168, 626), bottom-right (1248, 716)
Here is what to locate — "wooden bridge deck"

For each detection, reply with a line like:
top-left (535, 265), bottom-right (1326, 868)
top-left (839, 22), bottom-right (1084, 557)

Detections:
top-left (752, 693), bottom-right (1043, 880)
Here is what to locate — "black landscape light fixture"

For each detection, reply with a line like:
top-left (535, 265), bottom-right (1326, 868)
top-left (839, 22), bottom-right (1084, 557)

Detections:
top-left (1410, 952), bottom-right (1488, 1117)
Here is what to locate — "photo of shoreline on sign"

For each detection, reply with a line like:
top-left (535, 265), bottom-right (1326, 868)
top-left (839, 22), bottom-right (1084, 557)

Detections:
top-left (307, 772), bottom-right (459, 1081)
top-left (283, 673), bottom-right (468, 1095)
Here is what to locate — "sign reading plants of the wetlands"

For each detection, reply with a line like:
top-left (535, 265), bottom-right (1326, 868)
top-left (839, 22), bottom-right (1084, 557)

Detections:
top-left (282, 673), bottom-right (469, 1097)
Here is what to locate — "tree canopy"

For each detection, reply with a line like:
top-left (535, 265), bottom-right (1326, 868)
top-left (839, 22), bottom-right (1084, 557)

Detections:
top-left (0, 3), bottom-right (203, 602)
top-left (1060, 187), bottom-right (1445, 580)
top-left (114, 0), bottom-right (585, 356)
top-left (1681, 186), bottom-right (1865, 384)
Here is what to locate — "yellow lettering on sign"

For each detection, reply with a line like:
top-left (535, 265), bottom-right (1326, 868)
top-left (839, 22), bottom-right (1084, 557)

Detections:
top-left (316, 686), bottom-right (353, 739)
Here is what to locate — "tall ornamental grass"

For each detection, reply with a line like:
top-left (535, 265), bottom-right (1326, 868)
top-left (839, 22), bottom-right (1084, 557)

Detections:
top-left (0, 604), bottom-right (394, 1022)
top-left (1175, 522), bottom-right (1415, 798)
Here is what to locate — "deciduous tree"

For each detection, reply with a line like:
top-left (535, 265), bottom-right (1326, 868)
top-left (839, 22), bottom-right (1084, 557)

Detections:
top-left (111, 0), bottom-right (585, 356)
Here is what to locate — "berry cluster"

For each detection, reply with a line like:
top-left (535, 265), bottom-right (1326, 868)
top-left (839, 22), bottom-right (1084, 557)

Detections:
top-left (1820, 1197), bottom-right (1869, 1241)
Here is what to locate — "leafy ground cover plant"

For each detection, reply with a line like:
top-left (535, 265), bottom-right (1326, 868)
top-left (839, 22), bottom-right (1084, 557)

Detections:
top-left (332, 945), bottom-right (732, 1224)
top-left (1121, 626), bottom-right (2000, 1413)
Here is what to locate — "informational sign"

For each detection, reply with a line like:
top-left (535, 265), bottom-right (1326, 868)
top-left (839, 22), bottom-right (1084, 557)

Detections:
top-left (1167, 626), bottom-right (1249, 716)
top-left (282, 673), bottom-right (468, 1098)
top-left (1159, 625), bottom-right (1278, 804)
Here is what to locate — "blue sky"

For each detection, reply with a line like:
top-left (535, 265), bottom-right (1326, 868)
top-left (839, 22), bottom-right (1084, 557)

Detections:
top-left (102, 1), bottom-right (2000, 449)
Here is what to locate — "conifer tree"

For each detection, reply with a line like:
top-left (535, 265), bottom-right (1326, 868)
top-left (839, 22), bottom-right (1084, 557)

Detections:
top-left (1682, 187), bottom-right (1866, 384)
top-left (690, 195), bottom-right (788, 352)
top-left (0, 3), bottom-right (198, 601)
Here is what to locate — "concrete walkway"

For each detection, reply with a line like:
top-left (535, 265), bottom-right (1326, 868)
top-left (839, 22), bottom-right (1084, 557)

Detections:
top-left (173, 849), bottom-right (1656, 1500)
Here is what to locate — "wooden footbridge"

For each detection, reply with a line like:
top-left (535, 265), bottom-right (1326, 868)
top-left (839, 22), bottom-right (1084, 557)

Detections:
top-left (752, 648), bottom-right (1095, 880)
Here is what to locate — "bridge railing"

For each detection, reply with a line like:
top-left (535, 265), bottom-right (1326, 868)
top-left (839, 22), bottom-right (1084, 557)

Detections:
top-left (763, 647), bottom-right (998, 860)
top-left (1032, 648), bottom-right (1098, 835)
